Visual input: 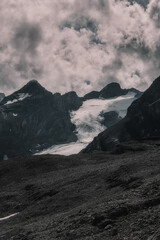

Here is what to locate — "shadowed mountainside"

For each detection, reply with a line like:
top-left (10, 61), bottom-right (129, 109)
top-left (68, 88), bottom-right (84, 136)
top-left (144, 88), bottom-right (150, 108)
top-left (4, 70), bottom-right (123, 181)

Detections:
top-left (0, 80), bottom-right (82, 159)
top-left (82, 76), bottom-right (160, 153)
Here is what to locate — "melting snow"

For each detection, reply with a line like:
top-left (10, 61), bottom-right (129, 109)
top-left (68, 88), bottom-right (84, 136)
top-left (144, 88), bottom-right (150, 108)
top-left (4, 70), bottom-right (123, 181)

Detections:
top-left (5, 99), bottom-right (18, 105)
top-left (13, 113), bottom-right (18, 117)
top-left (39, 93), bottom-right (136, 156)
top-left (39, 142), bottom-right (88, 156)
top-left (4, 93), bottom-right (31, 105)
top-left (17, 93), bottom-right (31, 100)
top-left (0, 213), bottom-right (19, 221)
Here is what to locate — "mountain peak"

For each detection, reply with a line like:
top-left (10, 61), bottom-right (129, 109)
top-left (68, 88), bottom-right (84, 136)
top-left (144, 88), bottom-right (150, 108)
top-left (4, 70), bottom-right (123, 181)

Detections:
top-left (19, 80), bottom-right (52, 96)
top-left (99, 82), bottom-right (127, 98)
top-left (27, 79), bottom-right (40, 86)
top-left (0, 80), bottom-right (52, 105)
top-left (104, 82), bottom-right (121, 89)
top-left (83, 82), bottom-right (142, 100)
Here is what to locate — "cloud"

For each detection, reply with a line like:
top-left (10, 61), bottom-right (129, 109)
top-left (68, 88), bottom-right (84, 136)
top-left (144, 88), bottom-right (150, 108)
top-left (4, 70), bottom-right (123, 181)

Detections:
top-left (0, 0), bottom-right (160, 96)
top-left (11, 21), bottom-right (43, 80)
top-left (12, 22), bottom-right (42, 54)
top-left (147, 0), bottom-right (160, 28)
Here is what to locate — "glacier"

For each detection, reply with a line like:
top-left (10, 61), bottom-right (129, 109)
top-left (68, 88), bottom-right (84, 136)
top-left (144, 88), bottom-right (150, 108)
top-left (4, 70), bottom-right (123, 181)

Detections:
top-left (39, 93), bottom-right (136, 156)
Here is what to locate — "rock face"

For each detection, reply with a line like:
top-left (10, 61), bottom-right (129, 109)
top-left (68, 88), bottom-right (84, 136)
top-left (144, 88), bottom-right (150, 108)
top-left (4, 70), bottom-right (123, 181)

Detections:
top-left (82, 76), bottom-right (160, 153)
top-left (83, 82), bottom-right (142, 100)
top-left (100, 83), bottom-right (128, 98)
top-left (0, 93), bottom-right (5, 102)
top-left (0, 80), bottom-right (82, 159)
top-left (0, 79), bottom-right (141, 158)
top-left (99, 111), bottom-right (122, 128)
top-left (83, 91), bottom-right (100, 100)
top-left (62, 91), bottom-right (82, 111)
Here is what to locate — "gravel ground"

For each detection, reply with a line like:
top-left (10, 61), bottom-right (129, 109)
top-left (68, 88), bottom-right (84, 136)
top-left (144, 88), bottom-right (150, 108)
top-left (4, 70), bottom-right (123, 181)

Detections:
top-left (0, 141), bottom-right (160, 240)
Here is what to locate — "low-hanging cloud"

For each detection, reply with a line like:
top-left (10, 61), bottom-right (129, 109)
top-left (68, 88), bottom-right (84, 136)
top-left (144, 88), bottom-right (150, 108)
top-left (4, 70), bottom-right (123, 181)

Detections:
top-left (0, 0), bottom-right (160, 96)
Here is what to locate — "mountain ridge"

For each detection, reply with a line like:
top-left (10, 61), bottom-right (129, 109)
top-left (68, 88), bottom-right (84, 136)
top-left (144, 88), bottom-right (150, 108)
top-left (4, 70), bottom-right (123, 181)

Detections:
top-left (82, 76), bottom-right (160, 153)
top-left (83, 82), bottom-right (142, 100)
top-left (0, 79), bottom-right (52, 106)
top-left (0, 79), bottom-right (141, 159)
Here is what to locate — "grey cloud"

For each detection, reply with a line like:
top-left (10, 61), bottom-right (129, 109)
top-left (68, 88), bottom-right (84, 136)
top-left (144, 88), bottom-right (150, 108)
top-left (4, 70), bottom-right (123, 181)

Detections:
top-left (148, 1), bottom-right (160, 28)
top-left (0, 64), bottom-right (17, 89)
top-left (102, 59), bottom-right (123, 73)
top-left (60, 16), bottom-right (98, 33)
top-left (0, 0), bottom-right (160, 96)
top-left (90, 34), bottom-right (106, 45)
top-left (9, 21), bottom-right (44, 83)
top-left (118, 39), bottom-right (151, 61)
top-left (15, 61), bottom-right (43, 79)
top-left (12, 22), bottom-right (42, 55)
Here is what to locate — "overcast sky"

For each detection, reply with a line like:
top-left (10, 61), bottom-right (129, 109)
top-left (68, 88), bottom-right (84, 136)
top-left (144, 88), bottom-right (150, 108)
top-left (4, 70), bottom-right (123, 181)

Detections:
top-left (0, 0), bottom-right (160, 96)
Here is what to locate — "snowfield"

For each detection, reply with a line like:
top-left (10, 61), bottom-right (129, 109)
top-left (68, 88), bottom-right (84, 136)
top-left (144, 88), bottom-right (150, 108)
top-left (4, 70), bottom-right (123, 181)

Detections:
top-left (39, 93), bottom-right (136, 156)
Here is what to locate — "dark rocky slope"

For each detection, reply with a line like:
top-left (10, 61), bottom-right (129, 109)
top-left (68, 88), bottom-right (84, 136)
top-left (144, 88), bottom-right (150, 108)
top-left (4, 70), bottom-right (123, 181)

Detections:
top-left (0, 93), bottom-right (5, 102)
top-left (0, 142), bottom-right (160, 239)
top-left (82, 76), bottom-right (160, 153)
top-left (0, 80), bottom-right (82, 159)
top-left (83, 82), bottom-right (142, 100)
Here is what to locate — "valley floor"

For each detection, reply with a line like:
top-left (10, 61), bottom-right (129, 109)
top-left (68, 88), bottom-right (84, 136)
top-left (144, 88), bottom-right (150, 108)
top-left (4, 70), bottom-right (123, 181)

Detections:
top-left (0, 141), bottom-right (160, 240)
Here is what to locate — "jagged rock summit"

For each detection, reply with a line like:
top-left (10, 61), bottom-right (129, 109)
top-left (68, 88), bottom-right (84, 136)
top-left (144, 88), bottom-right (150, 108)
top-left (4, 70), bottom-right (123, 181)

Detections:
top-left (82, 76), bottom-right (160, 153)
top-left (100, 82), bottom-right (128, 98)
top-left (0, 80), bottom-right (82, 159)
top-left (17, 79), bottom-right (52, 95)
top-left (83, 82), bottom-right (142, 100)
top-left (1, 80), bottom-right (52, 106)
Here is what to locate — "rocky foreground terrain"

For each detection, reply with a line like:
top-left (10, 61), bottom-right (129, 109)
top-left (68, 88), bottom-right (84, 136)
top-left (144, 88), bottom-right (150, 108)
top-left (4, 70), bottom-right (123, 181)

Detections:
top-left (1, 141), bottom-right (160, 240)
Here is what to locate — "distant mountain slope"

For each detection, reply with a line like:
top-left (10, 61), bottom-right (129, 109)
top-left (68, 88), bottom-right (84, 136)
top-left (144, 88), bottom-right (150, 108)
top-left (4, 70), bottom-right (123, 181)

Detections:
top-left (83, 82), bottom-right (142, 100)
top-left (82, 76), bottom-right (160, 153)
top-left (0, 80), bottom-right (82, 159)
top-left (0, 80), bottom-right (141, 159)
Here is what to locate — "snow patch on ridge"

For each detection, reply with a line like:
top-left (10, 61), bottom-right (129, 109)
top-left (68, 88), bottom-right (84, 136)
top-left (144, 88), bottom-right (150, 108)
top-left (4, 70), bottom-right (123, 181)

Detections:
top-left (4, 93), bottom-right (31, 105)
